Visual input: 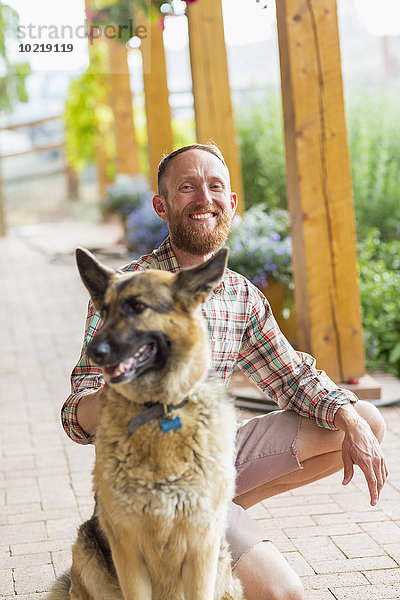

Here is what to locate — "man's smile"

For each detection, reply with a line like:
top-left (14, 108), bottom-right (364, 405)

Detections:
top-left (189, 211), bottom-right (217, 221)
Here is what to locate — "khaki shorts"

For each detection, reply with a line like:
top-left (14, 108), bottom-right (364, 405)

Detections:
top-left (227, 409), bottom-right (302, 566)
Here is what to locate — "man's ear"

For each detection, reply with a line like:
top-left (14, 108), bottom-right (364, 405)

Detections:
top-left (152, 195), bottom-right (168, 222)
top-left (75, 248), bottom-right (116, 312)
top-left (173, 248), bottom-right (229, 308)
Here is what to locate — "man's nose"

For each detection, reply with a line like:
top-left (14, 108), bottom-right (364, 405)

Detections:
top-left (196, 184), bottom-right (212, 205)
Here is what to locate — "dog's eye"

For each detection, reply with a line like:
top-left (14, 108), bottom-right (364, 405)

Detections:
top-left (123, 298), bottom-right (146, 315)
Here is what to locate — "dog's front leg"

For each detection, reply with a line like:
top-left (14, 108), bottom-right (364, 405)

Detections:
top-left (110, 540), bottom-right (152, 600)
top-left (182, 533), bottom-right (220, 600)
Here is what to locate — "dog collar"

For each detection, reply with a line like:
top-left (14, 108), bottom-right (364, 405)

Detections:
top-left (126, 393), bottom-right (192, 435)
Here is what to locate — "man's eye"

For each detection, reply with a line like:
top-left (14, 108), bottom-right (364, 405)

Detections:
top-left (123, 298), bottom-right (146, 315)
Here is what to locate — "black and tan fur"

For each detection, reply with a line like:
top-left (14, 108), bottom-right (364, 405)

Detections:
top-left (47, 248), bottom-right (244, 600)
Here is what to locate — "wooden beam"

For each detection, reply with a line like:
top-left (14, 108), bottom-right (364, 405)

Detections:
top-left (138, 8), bottom-right (173, 193)
top-left (187, 0), bottom-right (244, 213)
top-left (108, 39), bottom-right (140, 176)
top-left (84, 0), bottom-right (113, 200)
top-left (276, 0), bottom-right (365, 381)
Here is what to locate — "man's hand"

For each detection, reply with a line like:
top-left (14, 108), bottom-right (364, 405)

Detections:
top-left (335, 405), bottom-right (388, 506)
top-left (77, 385), bottom-right (109, 436)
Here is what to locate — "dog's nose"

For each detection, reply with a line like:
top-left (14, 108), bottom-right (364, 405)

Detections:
top-left (90, 340), bottom-right (112, 363)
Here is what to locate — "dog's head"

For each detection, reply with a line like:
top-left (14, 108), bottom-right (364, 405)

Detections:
top-left (75, 247), bottom-right (228, 402)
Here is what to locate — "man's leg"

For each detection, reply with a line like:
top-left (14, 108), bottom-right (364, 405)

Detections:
top-left (235, 400), bottom-right (386, 509)
top-left (231, 401), bottom-right (385, 599)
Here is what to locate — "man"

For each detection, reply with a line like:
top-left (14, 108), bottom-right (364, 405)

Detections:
top-left (63, 143), bottom-right (387, 600)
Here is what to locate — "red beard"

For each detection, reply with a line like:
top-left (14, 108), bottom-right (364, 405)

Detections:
top-left (166, 202), bottom-right (233, 256)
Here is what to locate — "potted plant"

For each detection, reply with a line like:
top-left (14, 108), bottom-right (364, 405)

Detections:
top-left (227, 205), bottom-right (296, 342)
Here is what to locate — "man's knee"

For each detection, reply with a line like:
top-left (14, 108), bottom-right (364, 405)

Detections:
top-left (355, 400), bottom-right (386, 443)
top-left (234, 541), bottom-right (304, 600)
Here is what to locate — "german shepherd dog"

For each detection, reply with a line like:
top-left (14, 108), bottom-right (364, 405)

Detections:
top-left (48, 247), bottom-right (244, 600)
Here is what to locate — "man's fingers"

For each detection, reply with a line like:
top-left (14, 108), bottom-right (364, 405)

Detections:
top-left (342, 453), bottom-right (354, 485)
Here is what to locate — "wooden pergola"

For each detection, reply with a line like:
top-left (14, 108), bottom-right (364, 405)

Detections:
top-left (79, 0), bottom-right (367, 384)
top-left (1, 0), bottom-right (366, 385)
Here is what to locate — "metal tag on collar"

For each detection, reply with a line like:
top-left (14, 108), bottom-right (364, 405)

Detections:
top-left (160, 416), bottom-right (182, 434)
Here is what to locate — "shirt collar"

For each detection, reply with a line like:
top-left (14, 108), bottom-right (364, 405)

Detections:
top-left (153, 237), bottom-right (181, 273)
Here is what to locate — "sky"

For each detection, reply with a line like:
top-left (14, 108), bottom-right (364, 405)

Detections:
top-left (5, 0), bottom-right (400, 73)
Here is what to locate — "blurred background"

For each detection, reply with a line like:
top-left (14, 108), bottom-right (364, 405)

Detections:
top-left (1, 0), bottom-right (400, 381)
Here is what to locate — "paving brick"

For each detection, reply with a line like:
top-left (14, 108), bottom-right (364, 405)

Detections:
top-left (331, 532), bottom-right (388, 559)
top-left (0, 567), bottom-right (14, 595)
top-left (265, 515), bottom-right (315, 529)
top-left (10, 538), bottom-right (71, 556)
top-left (301, 571), bottom-right (369, 590)
top-left (293, 536), bottom-right (345, 562)
top-left (330, 583), bottom-right (400, 599)
top-left (312, 556), bottom-right (398, 574)
top-left (257, 525), bottom-right (296, 552)
top-left (383, 543), bottom-right (400, 563)
top-left (312, 509), bottom-right (389, 526)
top-left (284, 522), bottom-right (362, 538)
top-left (1, 551), bottom-right (51, 569)
top-left (51, 549), bottom-right (72, 578)
top-left (269, 502), bottom-right (342, 518)
top-left (304, 591), bottom-right (337, 599)
top-left (0, 521), bottom-right (47, 545)
top-left (13, 564), bottom-right (55, 595)
top-left (282, 551), bottom-right (315, 576)
top-left (360, 520), bottom-right (400, 545)
top-left (4, 502), bottom-right (42, 517)
top-left (364, 569), bottom-right (400, 585)
top-left (6, 481), bottom-right (41, 505)
top-left (46, 516), bottom-right (81, 541)
top-left (2, 594), bottom-right (48, 600)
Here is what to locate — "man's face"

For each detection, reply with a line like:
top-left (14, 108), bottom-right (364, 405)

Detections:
top-left (157, 150), bottom-right (237, 256)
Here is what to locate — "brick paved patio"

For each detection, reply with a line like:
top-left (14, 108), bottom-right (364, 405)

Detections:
top-left (1, 224), bottom-right (400, 599)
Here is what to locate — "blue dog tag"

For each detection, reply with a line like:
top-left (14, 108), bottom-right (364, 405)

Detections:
top-left (160, 416), bottom-right (182, 433)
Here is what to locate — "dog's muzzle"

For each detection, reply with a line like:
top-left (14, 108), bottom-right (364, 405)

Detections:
top-left (87, 330), bottom-right (169, 384)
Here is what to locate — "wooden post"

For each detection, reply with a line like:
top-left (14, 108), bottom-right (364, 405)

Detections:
top-left (276, 0), bottom-right (365, 381)
top-left (0, 157), bottom-right (6, 236)
top-left (65, 163), bottom-right (79, 200)
top-left (138, 8), bottom-right (174, 192)
top-left (187, 0), bottom-right (244, 213)
top-left (108, 39), bottom-right (141, 175)
top-left (84, 0), bottom-right (113, 200)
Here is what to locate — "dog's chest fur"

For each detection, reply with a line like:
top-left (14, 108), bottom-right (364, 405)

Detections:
top-left (94, 379), bottom-right (237, 529)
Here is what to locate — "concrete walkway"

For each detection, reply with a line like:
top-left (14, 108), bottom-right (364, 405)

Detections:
top-left (1, 223), bottom-right (400, 599)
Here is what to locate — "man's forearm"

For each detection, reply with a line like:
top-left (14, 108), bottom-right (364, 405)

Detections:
top-left (76, 386), bottom-right (108, 436)
top-left (334, 402), bottom-right (363, 432)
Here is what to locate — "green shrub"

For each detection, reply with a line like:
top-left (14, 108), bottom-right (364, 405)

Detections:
top-left (104, 174), bottom-right (152, 218)
top-left (347, 88), bottom-right (400, 241)
top-left (235, 88), bottom-right (287, 211)
top-left (358, 229), bottom-right (400, 377)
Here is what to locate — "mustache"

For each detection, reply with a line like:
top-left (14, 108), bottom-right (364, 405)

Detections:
top-left (183, 203), bottom-right (223, 217)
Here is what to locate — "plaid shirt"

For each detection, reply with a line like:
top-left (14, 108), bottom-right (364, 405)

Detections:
top-left (62, 237), bottom-right (358, 444)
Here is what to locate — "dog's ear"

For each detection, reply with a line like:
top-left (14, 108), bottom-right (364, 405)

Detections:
top-left (173, 247), bottom-right (228, 307)
top-left (76, 248), bottom-right (116, 312)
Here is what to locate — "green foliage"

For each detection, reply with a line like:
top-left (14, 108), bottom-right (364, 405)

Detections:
top-left (227, 205), bottom-right (293, 288)
top-left (104, 174), bottom-right (152, 218)
top-left (358, 229), bottom-right (400, 377)
top-left (64, 46), bottom-right (115, 175)
top-left (235, 88), bottom-right (287, 211)
top-left (347, 88), bottom-right (400, 241)
top-left (0, 1), bottom-right (31, 113)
